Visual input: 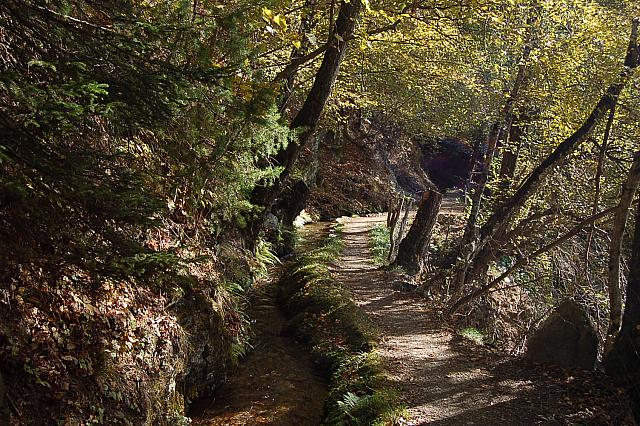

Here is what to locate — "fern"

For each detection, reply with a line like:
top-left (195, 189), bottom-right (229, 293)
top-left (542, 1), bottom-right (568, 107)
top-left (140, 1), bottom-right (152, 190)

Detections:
top-left (253, 238), bottom-right (281, 277)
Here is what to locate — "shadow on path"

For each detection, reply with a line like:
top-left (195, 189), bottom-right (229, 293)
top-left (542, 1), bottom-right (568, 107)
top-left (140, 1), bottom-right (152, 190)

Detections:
top-left (334, 215), bottom-right (631, 425)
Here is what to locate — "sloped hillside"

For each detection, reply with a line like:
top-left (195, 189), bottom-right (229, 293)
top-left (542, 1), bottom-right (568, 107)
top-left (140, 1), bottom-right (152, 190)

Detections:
top-left (307, 113), bottom-right (429, 219)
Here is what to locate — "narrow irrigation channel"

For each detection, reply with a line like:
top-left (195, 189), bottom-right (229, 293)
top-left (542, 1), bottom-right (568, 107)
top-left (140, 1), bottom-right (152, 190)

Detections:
top-left (189, 223), bottom-right (331, 425)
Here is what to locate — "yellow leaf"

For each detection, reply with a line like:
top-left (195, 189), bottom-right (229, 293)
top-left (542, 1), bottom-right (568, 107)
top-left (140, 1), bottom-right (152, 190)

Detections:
top-left (292, 40), bottom-right (302, 49)
top-left (273, 14), bottom-right (287, 32)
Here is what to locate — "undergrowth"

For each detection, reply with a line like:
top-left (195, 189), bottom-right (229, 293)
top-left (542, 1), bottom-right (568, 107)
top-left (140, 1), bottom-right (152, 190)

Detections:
top-left (278, 224), bottom-right (403, 425)
top-left (369, 224), bottom-right (391, 266)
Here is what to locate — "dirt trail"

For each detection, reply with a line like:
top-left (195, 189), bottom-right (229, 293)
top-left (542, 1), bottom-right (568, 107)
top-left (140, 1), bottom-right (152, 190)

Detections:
top-left (190, 213), bottom-right (627, 425)
top-left (189, 223), bottom-right (329, 425)
top-left (334, 214), bottom-right (627, 425)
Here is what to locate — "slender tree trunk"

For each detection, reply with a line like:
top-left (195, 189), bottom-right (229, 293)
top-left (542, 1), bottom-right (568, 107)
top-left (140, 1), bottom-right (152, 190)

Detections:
top-left (247, 0), bottom-right (362, 246)
top-left (498, 149), bottom-right (518, 187)
top-left (387, 198), bottom-right (397, 227)
top-left (586, 105), bottom-right (617, 259)
top-left (604, 200), bottom-right (640, 422)
top-left (463, 122), bottom-right (501, 240)
top-left (393, 199), bottom-right (412, 261)
top-left (480, 19), bottom-right (639, 246)
top-left (278, 0), bottom-right (319, 113)
top-left (391, 190), bottom-right (442, 275)
top-left (452, 30), bottom-right (535, 295)
top-left (462, 17), bottom-right (535, 245)
top-left (455, 20), bottom-right (640, 294)
top-left (498, 114), bottom-right (527, 192)
top-left (605, 152), bottom-right (640, 350)
top-left (387, 197), bottom-right (403, 261)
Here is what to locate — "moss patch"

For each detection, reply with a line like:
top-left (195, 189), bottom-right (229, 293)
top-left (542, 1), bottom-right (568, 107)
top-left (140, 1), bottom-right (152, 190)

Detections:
top-left (278, 225), bottom-right (403, 425)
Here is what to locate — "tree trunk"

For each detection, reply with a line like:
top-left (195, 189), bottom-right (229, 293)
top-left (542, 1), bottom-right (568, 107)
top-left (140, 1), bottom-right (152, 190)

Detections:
top-left (278, 179), bottom-right (311, 256)
top-left (391, 190), bottom-right (442, 275)
top-left (498, 149), bottom-right (518, 187)
top-left (388, 198), bottom-right (412, 262)
top-left (463, 122), bottom-right (501, 240)
top-left (498, 113), bottom-right (527, 191)
top-left (393, 199), bottom-right (412, 262)
top-left (387, 196), bottom-right (402, 230)
top-left (605, 152), bottom-right (640, 349)
top-left (456, 19), bottom-right (640, 293)
top-left (247, 0), bottom-right (362, 246)
top-left (479, 19), bottom-right (639, 247)
top-left (387, 197), bottom-right (403, 261)
top-left (0, 368), bottom-right (4, 414)
top-left (278, 0), bottom-right (320, 113)
top-left (452, 28), bottom-right (535, 295)
top-left (604, 200), bottom-right (640, 422)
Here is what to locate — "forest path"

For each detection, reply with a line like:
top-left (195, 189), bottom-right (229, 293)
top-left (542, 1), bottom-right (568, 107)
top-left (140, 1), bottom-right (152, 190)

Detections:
top-left (189, 223), bottom-right (329, 425)
top-left (334, 214), bottom-right (614, 425)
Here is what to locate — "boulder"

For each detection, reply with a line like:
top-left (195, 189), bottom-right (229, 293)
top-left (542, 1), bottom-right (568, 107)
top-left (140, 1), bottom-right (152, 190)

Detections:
top-left (526, 299), bottom-right (598, 370)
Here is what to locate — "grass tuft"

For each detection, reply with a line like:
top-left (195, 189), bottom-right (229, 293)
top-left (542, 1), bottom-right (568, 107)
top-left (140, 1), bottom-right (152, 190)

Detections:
top-left (459, 327), bottom-right (485, 345)
top-left (369, 224), bottom-right (391, 266)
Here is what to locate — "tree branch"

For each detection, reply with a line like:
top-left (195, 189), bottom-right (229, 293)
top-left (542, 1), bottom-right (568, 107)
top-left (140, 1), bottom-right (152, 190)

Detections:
top-left (450, 206), bottom-right (618, 314)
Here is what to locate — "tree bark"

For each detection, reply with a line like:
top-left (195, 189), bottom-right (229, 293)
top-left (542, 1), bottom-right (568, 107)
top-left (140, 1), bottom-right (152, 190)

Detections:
top-left (391, 190), bottom-right (442, 275)
top-left (278, 0), bottom-right (320, 113)
top-left (604, 200), bottom-right (640, 422)
top-left (605, 152), bottom-right (640, 349)
top-left (498, 113), bottom-right (527, 191)
top-left (498, 148), bottom-right (518, 187)
top-left (393, 199), bottom-right (412, 262)
top-left (248, 0), bottom-right (362, 245)
top-left (387, 197), bottom-right (403, 261)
